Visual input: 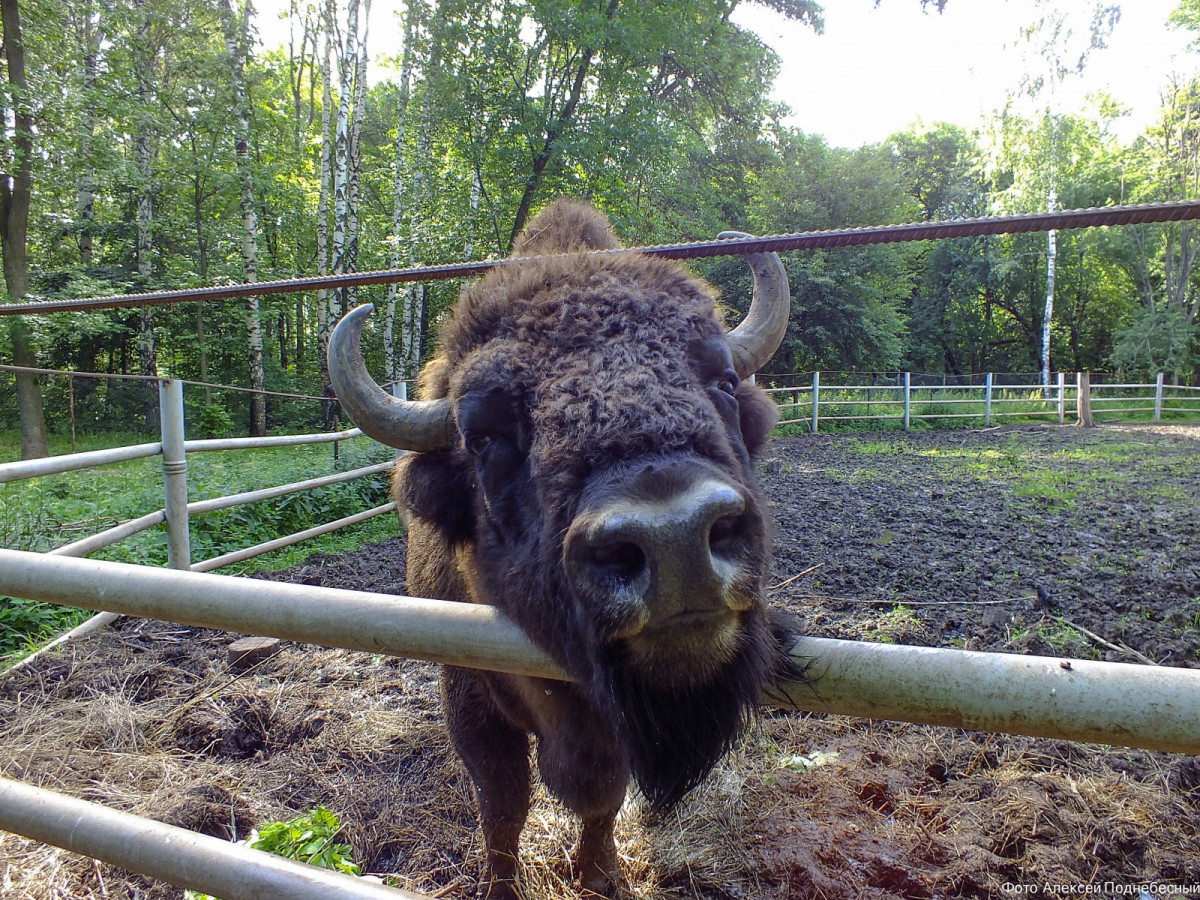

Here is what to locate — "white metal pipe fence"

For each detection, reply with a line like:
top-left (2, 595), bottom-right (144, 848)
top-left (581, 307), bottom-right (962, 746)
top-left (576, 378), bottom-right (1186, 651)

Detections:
top-left (0, 377), bottom-right (388, 575)
top-left (0, 776), bottom-right (429, 900)
top-left (3, 547), bottom-right (1199, 752)
top-left (769, 371), bottom-right (1200, 432)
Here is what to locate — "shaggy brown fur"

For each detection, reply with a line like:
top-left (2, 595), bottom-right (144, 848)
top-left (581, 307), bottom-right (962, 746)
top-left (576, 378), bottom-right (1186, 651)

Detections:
top-left (394, 200), bottom-right (797, 899)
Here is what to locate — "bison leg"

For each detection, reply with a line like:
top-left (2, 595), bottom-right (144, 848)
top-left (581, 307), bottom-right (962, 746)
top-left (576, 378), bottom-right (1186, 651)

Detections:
top-left (535, 704), bottom-right (629, 898)
top-left (576, 809), bottom-right (622, 898)
top-left (442, 667), bottom-right (531, 900)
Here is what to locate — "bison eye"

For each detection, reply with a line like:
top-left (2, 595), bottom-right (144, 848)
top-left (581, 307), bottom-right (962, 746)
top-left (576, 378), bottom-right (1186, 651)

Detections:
top-left (465, 433), bottom-right (492, 456)
top-left (717, 375), bottom-right (738, 397)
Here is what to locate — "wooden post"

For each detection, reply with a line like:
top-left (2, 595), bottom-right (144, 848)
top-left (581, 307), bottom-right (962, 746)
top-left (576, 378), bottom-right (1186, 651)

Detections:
top-left (984, 372), bottom-right (993, 426)
top-left (1057, 372), bottom-right (1065, 424)
top-left (1076, 372), bottom-right (1095, 427)
top-left (1154, 372), bottom-right (1164, 423)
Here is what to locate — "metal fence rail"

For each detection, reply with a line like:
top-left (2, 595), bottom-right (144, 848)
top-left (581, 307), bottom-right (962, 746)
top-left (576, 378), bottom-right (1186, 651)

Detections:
top-left (0, 776), bottom-right (428, 900)
top-left (0, 380), bottom-right (384, 574)
top-left (768, 371), bottom-right (1197, 432)
top-left (3, 548), bottom-right (1199, 752)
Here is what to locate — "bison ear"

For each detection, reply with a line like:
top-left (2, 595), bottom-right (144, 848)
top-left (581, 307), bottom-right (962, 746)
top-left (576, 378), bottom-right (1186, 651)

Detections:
top-left (393, 450), bottom-right (475, 545)
top-left (737, 382), bottom-right (779, 459)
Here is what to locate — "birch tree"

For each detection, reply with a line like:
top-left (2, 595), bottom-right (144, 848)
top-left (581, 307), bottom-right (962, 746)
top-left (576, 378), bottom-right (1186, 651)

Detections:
top-left (315, 0), bottom-right (334, 384)
top-left (329, 0), bottom-right (363, 321)
top-left (133, 0), bottom-right (158, 387)
top-left (1012, 1), bottom-right (1118, 389)
top-left (73, 0), bottom-right (102, 266)
top-left (220, 0), bottom-right (266, 435)
top-left (384, 0), bottom-right (422, 391)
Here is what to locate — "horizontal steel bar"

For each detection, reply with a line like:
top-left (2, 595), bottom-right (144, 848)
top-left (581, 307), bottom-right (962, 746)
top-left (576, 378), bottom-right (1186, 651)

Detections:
top-left (2, 548), bottom-right (1199, 753)
top-left (989, 410), bottom-right (1059, 418)
top-left (184, 428), bottom-right (363, 452)
top-left (191, 502), bottom-right (398, 573)
top-left (0, 776), bottom-right (427, 900)
top-left (3, 201), bottom-right (1199, 316)
top-left (816, 399), bottom-right (905, 408)
top-left (774, 636), bottom-right (1200, 750)
top-left (0, 442), bottom-right (162, 484)
top-left (0, 548), bottom-right (558, 678)
top-left (49, 510), bottom-right (167, 557)
top-left (187, 462), bottom-right (394, 516)
top-left (809, 414), bottom-right (903, 422)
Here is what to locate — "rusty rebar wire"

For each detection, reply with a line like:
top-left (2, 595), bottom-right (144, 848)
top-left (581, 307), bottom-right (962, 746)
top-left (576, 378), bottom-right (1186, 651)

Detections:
top-left (2, 200), bottom-right (1199, 317)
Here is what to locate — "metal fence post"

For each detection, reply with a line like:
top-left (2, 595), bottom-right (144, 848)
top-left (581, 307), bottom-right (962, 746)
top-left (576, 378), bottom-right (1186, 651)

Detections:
top-left (984, 372), bottom-right (993, 426)
top-left (1057, 372), bottom-right (1066, 424)
top-left (811, 371), bottom-right (820, 434)
top-left (1154, 372), bottom-right (1165, 423)
top-left (159, 379), bottom-right (191, 570)
top-left (903, 372), bottom-right (911, 431)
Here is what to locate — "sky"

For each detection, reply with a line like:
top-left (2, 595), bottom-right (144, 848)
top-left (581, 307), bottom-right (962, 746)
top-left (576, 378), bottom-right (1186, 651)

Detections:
top-left (256, 0), bottom-right (1200, 149)
top-left (730, 0), bottom-right (1198, 147)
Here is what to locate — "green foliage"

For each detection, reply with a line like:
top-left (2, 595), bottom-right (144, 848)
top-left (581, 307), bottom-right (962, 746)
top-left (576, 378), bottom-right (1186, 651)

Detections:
top-left (184, 806), bottom-right (361, 900)
top-left (2, 0), bottom-right (1199, 443)
top-left (1110, 306), bottom-right (1199, 377)
top-left (0, 599), bottom-right (90, 659)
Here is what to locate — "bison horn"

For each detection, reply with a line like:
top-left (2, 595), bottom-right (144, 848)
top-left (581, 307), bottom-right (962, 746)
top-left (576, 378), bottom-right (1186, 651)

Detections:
top-left (327, 304), bottom-right (455, 452)
top-left (719, 233), bottom-right (791, 379)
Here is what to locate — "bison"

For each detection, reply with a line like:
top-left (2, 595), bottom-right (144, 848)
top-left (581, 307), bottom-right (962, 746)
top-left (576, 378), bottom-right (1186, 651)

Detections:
top-left (328, 200), bottom-right (801, 899)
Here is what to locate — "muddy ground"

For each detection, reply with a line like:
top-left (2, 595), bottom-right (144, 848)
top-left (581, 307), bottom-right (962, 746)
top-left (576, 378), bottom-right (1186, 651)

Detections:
top-left (2, 424), bottom-right (1199, 898)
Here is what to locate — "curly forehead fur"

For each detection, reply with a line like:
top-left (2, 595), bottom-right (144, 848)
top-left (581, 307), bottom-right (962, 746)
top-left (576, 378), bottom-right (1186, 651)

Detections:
top-left (419, 200), bottom-right (724, 402)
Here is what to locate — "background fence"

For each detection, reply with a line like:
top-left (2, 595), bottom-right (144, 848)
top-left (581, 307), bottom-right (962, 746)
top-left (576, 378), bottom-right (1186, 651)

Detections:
top-left (4, 366), bottom-right (1198, 585)
top-left (763, 371), bottom-right (1200, 432)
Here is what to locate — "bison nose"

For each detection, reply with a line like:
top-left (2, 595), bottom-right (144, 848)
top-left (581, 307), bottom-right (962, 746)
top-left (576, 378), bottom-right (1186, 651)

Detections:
top-left (565, 479), bottom-right (755, 634)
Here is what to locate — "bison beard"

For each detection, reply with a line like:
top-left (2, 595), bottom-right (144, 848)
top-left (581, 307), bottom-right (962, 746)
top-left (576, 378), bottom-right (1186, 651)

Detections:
top-left (605, 612), bottom-right (772, 810)
top-left (326, 199), bottom-right (798, 899)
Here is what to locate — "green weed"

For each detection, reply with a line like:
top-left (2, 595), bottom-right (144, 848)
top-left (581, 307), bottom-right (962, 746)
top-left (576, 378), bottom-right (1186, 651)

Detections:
top-left (184, 806), bottom-right (361, 900)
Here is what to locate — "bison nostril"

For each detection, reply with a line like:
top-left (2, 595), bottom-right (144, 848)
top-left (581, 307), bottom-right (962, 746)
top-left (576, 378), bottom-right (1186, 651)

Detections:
top-left (708, 513), bottom-right (745, 555)
top-left (590, 541), bottom-right (647, 583)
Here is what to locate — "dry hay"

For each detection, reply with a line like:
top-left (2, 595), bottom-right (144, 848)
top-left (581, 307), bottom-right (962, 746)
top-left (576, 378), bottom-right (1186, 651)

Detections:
top-left (2, 615), bottom-right (1199, 900)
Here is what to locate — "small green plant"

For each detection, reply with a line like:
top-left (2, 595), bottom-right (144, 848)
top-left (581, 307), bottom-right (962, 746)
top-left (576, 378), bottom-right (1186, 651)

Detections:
top-left (184, 806), bottom-right (360, 900)
top-left (868, 604), bottom-right (923, 644)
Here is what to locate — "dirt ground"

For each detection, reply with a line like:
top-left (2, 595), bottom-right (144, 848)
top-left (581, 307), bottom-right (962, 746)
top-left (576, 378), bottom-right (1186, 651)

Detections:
top-left (2, 424), bottom-right (1199, 899)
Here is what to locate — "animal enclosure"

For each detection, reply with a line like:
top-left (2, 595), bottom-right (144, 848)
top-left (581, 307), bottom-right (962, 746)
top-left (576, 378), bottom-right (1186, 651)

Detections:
top-left (2, 424), bottom-right (1198, 898)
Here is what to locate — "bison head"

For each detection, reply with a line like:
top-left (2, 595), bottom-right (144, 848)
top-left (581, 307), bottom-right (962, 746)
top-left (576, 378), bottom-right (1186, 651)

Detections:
top-left (328, 200), bottom-right (791, 810)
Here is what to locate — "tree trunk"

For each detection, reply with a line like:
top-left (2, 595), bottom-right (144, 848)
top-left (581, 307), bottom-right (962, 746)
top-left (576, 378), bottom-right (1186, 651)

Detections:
top-left (134, 0), bottom-right (158, 435)
top-left (221, 0), bottom-right (265, 436)
top-left (343, 0), bottom-right (370, 312)
top-left (1042, 223), bottom-right (1056, 391)
top-left (330, 0), bottom-right (359, 323)
top-left (75, 1), bottom-right (101, 266)
top-left (1, 0), bottom-right (47, 458)
top-left (385, 0), bottom-right (419, 388)
top-left (315, 1), bottom-right (334, 385)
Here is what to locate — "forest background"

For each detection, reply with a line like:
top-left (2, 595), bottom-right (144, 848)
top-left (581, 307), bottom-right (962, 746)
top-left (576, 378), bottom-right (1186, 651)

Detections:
top-left (2, 0), bottom-right (1200, 457)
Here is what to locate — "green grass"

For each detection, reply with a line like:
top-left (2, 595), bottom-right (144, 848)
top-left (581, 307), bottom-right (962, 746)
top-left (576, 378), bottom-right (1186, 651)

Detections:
top-left (1, 432), bottom-right (398, 662)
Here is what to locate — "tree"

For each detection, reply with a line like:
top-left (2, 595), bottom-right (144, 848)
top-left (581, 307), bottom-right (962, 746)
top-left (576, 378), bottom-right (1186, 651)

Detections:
top-left (1110, 73), bottom-right (1200, 377)
top-left (220, 0), bottom-right (266, 435)
top-left (738, 129), bottom-right (917, 372)
top-left (1, 0), bottom-right (48, 458)
top-left (1007, 0), bottom-right (1119, 388)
